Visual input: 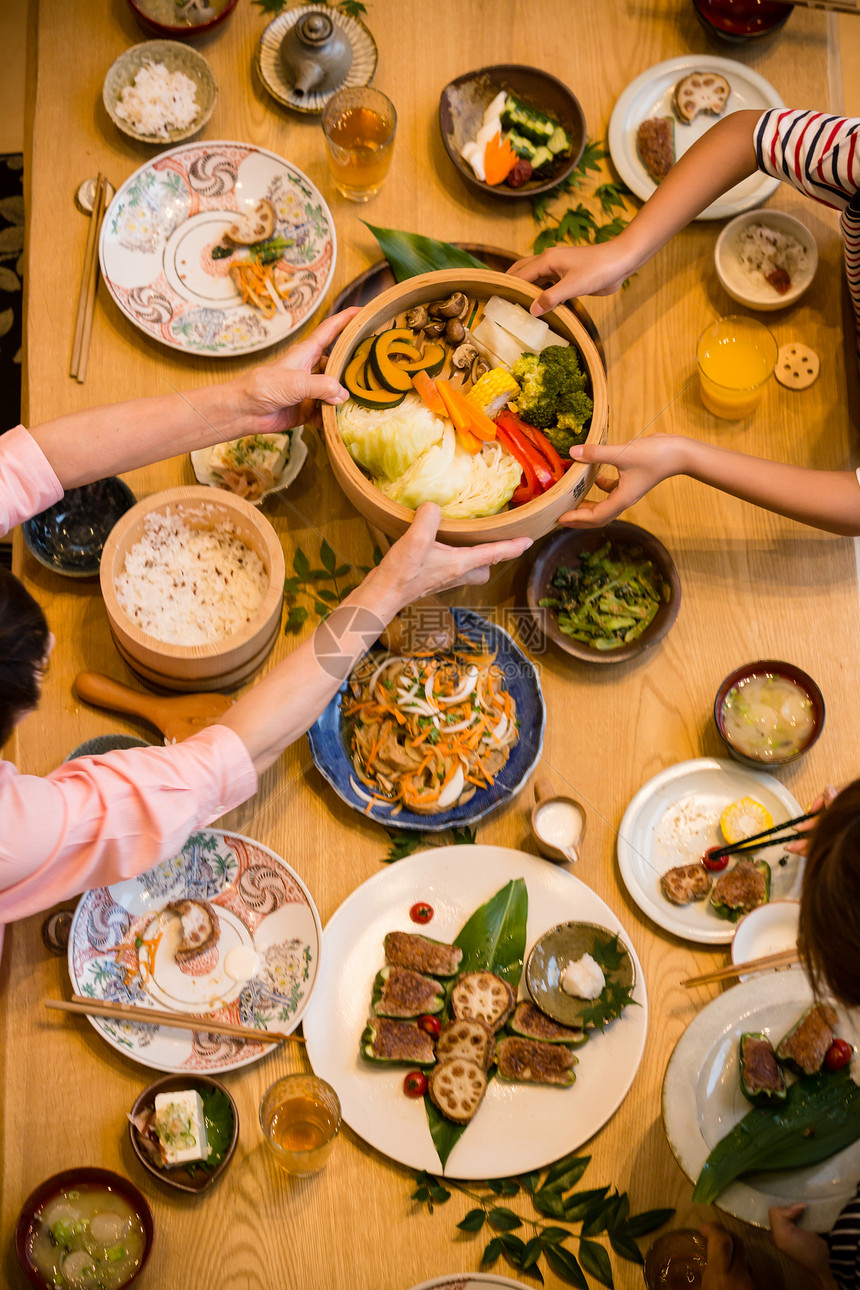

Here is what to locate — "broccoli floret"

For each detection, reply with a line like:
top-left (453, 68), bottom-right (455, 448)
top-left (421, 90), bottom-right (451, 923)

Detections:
top-left (510, 346), bottom-right (593, 433)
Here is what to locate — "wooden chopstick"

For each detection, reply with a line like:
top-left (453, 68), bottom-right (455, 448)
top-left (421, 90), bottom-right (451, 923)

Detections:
top-left (682, 948), bottom-right (799, 989)
top-left (75, 177), bottom-right (109, 384)
top-left (707, 809), bottom-right (818, 862)
top-left (70, 173), bottom-right (104, 379)
top-left (46, 995), bottom-right (305, 1046)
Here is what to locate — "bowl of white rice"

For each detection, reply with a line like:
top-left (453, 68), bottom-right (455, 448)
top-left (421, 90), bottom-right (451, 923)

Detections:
top-left (715, 210), bottom-right (818, 312)
top-left (100, 487), bottom-right (285, 692)
top-left (103, 40), bottom-right (217, 144)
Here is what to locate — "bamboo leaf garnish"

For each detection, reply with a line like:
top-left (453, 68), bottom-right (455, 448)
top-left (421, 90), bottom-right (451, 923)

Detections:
top-left (410, 1152), bottom-right (672, 1288)
top-left (363, 223), bottom-right (488, 282)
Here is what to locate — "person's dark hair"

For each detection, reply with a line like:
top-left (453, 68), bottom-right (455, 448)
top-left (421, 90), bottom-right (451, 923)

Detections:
top-left (798, 779), bottom-right (860, 1007)
top-left (0, 568), bottom-right (50, 747)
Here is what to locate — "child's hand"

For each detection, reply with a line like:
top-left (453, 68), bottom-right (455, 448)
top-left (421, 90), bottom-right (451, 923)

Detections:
top-left (508, 243), bottom-right (633, 315)
top-left (700, 1224), bottom-right (756, 1290)
top-left (769, 1205), bottom-right (838, 1288)
top-left (558, 434), bottom-right (686, 527)
top-left (784, 786), bottom-right (838, 854)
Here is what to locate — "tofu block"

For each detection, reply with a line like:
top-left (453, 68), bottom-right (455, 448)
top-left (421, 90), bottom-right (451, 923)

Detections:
top-left (154, 1090), bottom-right (210, 1167)
top-left (209, 433), bottom-right (290, 481)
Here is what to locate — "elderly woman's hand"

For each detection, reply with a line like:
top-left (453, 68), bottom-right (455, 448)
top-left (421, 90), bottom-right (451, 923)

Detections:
top-left (372, 503), bottom-right (532, 611)
top-left (241, 308), bottom-right (360, 435)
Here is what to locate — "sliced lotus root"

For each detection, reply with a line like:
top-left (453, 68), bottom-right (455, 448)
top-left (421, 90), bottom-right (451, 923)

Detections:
top-left (226, 198), bottom-right (276, 246)
top-left (436, 1018), bottom-right (495, 1070)
top-left (775, 343), bottom-right (820, 390)
top-left (451, 971), bottom-right (516, 1032)
top-left (428, 1057), bottom-right (488, 1124)
top-left (673, 71), bottom-right (731, 124)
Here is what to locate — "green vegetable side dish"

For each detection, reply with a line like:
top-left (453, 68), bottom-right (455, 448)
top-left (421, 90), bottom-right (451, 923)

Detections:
top-left (183, 1086), bottom-right (234, 1177)
top-left (693, 1067), bottom-right (860, 1205)
top-left (539, 541), bottom-right (669, 651)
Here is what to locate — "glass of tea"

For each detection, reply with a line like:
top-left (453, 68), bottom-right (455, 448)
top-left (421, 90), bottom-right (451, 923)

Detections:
top-left (322, 86), bottom-right (397, 202)
top-left (696, 316), bottom-right (777, 420)
top-left (259, 1073), bottom-right (341, 1176)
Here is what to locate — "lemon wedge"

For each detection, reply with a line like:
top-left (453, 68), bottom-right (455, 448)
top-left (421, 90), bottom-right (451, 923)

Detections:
top-left (720, 797), bottom-right (774, 845)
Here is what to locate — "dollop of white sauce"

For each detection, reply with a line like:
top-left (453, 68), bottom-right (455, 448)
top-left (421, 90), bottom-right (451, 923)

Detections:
top-left (224, 944), bottom-right (260, 983)
top-left (560, 952), bottom-right (605, 1000)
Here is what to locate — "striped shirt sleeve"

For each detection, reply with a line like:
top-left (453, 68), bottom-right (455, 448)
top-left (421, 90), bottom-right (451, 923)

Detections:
top-left (829, 1185), bottom-right (860, 1289)
top-left (755, 108), bottom-right (860, 345)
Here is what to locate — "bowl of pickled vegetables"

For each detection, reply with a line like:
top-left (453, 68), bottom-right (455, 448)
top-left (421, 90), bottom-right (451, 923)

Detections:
top-left (526, 521), bottom-right (681, 664)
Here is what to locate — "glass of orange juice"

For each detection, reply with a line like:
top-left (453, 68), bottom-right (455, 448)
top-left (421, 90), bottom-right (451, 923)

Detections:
top-left (696, 316), bottom-right (778, 420)
top-left (260, 1074), bottom-right (341, 1176)
top-left (322, 86), bottom-right (397, 202)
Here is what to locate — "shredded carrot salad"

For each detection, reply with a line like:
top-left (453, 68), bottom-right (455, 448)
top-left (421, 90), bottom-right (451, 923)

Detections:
top-left (230, 261), bottom-right (292, 318)
top-left (342, 636), bottom-right (519, 815)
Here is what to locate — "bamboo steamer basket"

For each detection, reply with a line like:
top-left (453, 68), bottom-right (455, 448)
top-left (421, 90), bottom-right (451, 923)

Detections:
top-left (100, 487), bottom-right (285, 693)
top-left (322, 269), bottom-right (608, 545)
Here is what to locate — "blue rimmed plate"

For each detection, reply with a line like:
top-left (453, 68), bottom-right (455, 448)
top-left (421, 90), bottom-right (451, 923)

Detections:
top-left (306, 608), bottom-right (545, 832)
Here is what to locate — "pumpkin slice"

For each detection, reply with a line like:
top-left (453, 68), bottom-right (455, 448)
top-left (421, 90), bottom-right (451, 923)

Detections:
top-left (343, 337), bottom-right (405, 410)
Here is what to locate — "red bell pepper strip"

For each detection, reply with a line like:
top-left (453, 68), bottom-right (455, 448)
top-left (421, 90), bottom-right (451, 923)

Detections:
top-left (496, 423), bottom-right (539, 506)
top-left (496, 410), bottom-right (564, 482)
top-left (495, 417), bottom-right (554, 492)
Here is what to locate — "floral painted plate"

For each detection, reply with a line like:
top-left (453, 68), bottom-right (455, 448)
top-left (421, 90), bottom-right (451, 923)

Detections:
top-left (99, 141), bottom-right (336, 355)
top-left (68, 829), bottom-right (322, 1073)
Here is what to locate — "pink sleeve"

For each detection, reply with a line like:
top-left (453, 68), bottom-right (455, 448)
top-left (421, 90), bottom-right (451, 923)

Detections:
top-left (0, 424), bottom-right (64, 536)
top-left (0, 724), bottom-right (257, 924)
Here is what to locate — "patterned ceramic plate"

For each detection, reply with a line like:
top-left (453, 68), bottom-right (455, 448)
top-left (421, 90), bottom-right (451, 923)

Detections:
top-left (68, 829), bottom-right (322, 1073)
top-left (306, 608), bottom-right (546, 833)
top-left (99, 141), bottom-right (337, 355)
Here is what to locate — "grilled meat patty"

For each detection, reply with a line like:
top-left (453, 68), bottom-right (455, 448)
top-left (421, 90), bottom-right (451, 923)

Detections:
top-left (660, 864), bottom-right (711, 906)
top-left (636, 117), bottom-right (674, 184)
top-left (740, 1034), bottom-right (785, 1099)
top-left (363, 1017), bottom-right (436, 1065)
top-left (372, 965), bottom-right (444, 1018)
top-left (712, 859), bottom-right (766, 912)
top-left (383, 930), bottom-right (463, 977)
top-left (777, 1003), bottom-right (839, 1075)
top-left (509, 1001), bottom-right (585, 1045)
top-left (496, 1036), bottom-right (578, 1086)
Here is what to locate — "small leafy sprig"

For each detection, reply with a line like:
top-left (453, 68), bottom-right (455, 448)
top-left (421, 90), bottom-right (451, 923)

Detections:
top-left (531, 139), bottom-right (634, 261)
top-left (284, 539), bottom-right (382, 633)
top-left (411, 1152), bottom-right (674, 1288)
top-left (579, 935), bottom-right (639, 1032)
top-left (384, 825), bottom-right (476, 863)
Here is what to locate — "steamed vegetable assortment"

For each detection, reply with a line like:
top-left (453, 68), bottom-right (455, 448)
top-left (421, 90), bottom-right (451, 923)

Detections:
top-left (461, 90), bottom-right (574, 189)
top-left (338, 292), bottom-right (594, 517)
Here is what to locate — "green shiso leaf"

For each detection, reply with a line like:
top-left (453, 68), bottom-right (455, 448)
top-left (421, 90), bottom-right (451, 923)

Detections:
top-left (362, 223), bottom-right (488, 282)
top-left (425, 878), bottom-right (528, 1170)
top-left (183, 1087), bottom-right (234, 1176)
top-left (692, 1067), bottom-right (860, 1204)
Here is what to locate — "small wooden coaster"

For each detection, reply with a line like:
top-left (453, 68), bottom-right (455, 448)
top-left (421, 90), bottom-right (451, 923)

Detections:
top-left (775, 343), bottom-right (820, 390)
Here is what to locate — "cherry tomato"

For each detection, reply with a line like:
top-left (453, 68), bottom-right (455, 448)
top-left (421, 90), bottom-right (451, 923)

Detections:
top-left (403, 1070), bottom-right (428, 1098)
top-left (410, 902), bottom-right (434, 925)
top-left (825, 1038), bottom-right (853, 1072)
top-left (417, 1015), bottom-right (442, 1040)
top-left (702, 846), bottom-right (730, 873)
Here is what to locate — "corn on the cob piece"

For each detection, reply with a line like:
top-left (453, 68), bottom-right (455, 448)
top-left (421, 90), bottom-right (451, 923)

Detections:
top-left (720, 797), bottom-right (774, 846)
top-left (466, 367), bottom-right (519, 420)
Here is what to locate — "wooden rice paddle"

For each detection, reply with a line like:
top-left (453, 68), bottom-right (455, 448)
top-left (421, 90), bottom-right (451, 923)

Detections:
top-left (74, 672), bottom-right (233, 744)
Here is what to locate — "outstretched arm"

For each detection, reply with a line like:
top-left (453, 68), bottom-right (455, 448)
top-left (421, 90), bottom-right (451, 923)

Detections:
top-left (560, 435), bottom-right (860, 536)
top-left (26, 309), bottom-right (359, 489)
top-left (220, 503), bottom-right (532, 775)
top-left (509, 110), bottom-right (761, 315)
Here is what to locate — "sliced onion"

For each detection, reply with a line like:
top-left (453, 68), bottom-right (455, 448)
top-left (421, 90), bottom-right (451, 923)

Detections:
top-left (369, 655), bottom-right (402, 698)
top-left (437, 666), bottom-right (478, 705)
top-left (490, 714), bottom-right (508, 742)
top-left (444, 717), bottom-right (475, 734)
top-left (437, 764), bottom-right (466, 809)
top-left (350, 776), bottom-right (392, 809)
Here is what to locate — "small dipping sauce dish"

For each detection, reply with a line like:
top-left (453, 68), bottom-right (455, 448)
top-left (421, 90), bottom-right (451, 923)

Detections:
top-left (531, 779), bottom-right (586, 864)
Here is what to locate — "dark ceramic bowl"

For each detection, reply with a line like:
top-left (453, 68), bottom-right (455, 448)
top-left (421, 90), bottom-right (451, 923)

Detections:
top-left (125, 0), bottom-right (239, 40)
top-left (439, 64), bottom-right (586, 199)
top-left (526, 521), bottom-right (681, 664)
top-left (23, 477), bottom-right (136, 578)
top-left (693, 0), bottom-right (791, 43)
top-left (714, 659), bottom-right (825, 768)
top-left (128, 1074), bottom-right (238, 1194)
top-left (15, 1167), bottom-right (153, 1290)
top-left (64, 735), bottom-right (151, 762)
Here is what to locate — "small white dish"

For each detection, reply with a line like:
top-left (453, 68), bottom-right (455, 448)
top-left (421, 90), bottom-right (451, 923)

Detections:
top-left (103, 40), bottom-right (217, 145)
top-left (715, 210), bottom-right (818, 311)
top-left (191, 425), bottom-right (308, 505)
top-left (731, 899), bottom-right (801, 981)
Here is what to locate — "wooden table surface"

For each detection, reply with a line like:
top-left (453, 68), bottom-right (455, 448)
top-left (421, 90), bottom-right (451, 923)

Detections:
top-left (4, 2), bottom-right (858, 1287)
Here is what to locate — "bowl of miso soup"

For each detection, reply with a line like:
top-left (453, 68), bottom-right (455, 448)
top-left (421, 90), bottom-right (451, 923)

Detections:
top-left (15, 1167), bottom-right (153, 1290)
top-left (714, 659), bottom-right (824, 767)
